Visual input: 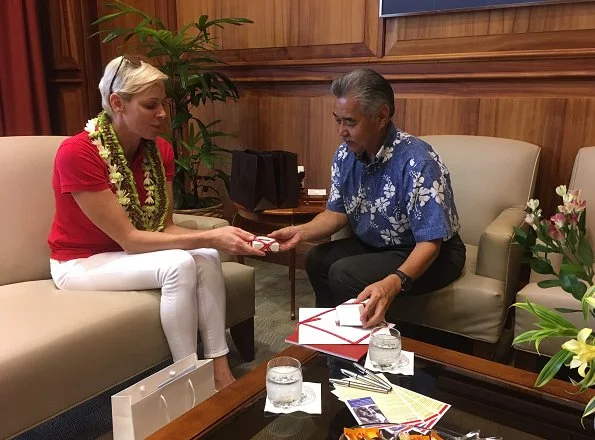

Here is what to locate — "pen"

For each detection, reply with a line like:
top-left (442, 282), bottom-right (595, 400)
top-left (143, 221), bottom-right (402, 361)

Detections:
top-left (329, 378), bottom-right (391, 394)
top-left (340, 368), bottom-right (392, 391)
top-left (352, 362), bottom-right (393, 390)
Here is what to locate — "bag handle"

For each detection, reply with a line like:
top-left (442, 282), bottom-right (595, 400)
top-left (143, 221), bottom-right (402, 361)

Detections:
top-left (158, 379), bottom-right (197, 423)
top-left (188, 379), bottom-right (196, 408)
top-left (159, 395), bottom-right (171, 423)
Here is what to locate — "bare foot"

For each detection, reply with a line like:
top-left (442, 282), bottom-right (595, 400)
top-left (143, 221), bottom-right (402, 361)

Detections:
top-left (212, 355), bottom-right (236, 391)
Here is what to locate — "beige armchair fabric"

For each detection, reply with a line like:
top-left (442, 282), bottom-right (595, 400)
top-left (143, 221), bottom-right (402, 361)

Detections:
top-left (515, 146), bottom-right (595, 356)
top-left (0, 136), bottom-right (255, 440)
top-left (334, 135), bottom-right (541, 345)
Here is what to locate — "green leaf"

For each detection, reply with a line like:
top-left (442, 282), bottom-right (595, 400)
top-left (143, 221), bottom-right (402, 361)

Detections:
top-left (554, 307), bottom-right (582, 314)
top-left (513, 301), bottom-right (577, 329)
top-left (582, 395), bottom-right (595, 427)
top-left (530, 258), bottom-right (556, 275)
top-left (560, 272), bottom-right (587, 300)
top-left (537, 279), bottom-right (562, 289)
top-left (578, 235), bottom-right (594, 267)
top-left (560, 263), bottom-right (587, 275)
top-left (535, 349), bottom-right (573, 387)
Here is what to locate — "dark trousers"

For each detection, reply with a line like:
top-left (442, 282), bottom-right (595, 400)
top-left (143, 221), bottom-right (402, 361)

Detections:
top-left (305, 234), bottom-right (466, 310)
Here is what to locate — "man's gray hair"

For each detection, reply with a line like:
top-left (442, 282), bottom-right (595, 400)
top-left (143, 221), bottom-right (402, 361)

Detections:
top-left (330, 68), bottom-right (394, 118)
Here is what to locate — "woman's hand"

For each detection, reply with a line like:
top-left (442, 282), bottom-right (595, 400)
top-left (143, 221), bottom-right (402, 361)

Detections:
top-left (355, 275), bottom-right (401, 328)
top-left (268, 226), bottom-right (303, 251)
top-left (205, 226), bottom-right (266, 256)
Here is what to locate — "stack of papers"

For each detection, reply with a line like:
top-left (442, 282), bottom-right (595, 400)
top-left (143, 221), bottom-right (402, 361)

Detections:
top-left (331, 374), bottom-right (450, 433)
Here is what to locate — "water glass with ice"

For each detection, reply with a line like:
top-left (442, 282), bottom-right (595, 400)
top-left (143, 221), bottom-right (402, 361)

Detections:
top-left (266, 356), bottom-right (303, 408)
top-left (369, 327), bottom-right (408, 369)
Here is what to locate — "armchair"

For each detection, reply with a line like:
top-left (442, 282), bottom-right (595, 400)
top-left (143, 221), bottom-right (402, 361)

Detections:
top-left (514, 146), bottom-right (595, 357)
top-left (331, 135), bottom-right (540, 353)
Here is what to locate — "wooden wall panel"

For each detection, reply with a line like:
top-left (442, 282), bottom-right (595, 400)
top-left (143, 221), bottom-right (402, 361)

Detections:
top-left (177, 0), bottom-right (380, 61)
top-left (179, 0), bottom-right (367, 48)
top-left (385, 2), bottom-right (595, 56)
top-left (39, 0), bottom-right (102, 135)
top-left (388, 2), bottom-right (595, 41)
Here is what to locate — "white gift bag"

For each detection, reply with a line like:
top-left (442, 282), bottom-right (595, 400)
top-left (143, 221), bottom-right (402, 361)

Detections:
top-left (112, 354), bottom-right (216, 440)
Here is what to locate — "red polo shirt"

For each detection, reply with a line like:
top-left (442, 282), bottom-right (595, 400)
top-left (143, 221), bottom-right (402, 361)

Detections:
top-left (48, 131), bottom-right (175, 261)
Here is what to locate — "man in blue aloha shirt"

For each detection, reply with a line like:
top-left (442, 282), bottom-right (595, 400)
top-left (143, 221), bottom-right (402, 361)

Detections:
top-left (270, 69), bottom-right (466, 328)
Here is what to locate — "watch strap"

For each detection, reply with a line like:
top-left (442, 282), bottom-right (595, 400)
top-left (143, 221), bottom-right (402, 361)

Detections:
top-left (393, 269), bottom-right (412, 292)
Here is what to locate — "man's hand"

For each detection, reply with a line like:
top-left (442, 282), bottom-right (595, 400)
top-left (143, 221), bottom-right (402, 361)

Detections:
top-left (268, 226), bottom-right (303, 251)
top-left (356, 275), bottom-right (401, 328)
top-left (205, 226), bottom-right (266, 256)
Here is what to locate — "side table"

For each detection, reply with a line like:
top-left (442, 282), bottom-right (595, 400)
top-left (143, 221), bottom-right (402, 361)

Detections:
top-left (232, 200), bottom-right (326, 320)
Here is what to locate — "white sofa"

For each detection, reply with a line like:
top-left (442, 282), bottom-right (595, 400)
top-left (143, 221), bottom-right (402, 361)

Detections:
top-left (0, 136), bottom-right (256, 439)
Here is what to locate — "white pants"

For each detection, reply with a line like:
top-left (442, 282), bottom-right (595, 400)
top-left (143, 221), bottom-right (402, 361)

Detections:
top-left (50, 248), bottom-right (228, 362)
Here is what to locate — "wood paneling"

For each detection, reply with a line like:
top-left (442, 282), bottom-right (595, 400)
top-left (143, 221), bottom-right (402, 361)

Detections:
top-left (96, 0), bottom-right (178, 68)
top-left (39, 0), bottom-right (102, 135)
top-left (38, 0), bottom-right (595, 217)
top-left (177, 0), bottom-right (381, 61)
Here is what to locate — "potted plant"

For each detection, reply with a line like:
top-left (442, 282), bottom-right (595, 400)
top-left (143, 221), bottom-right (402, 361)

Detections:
top-left (93, 1), bottom-right (252, 216)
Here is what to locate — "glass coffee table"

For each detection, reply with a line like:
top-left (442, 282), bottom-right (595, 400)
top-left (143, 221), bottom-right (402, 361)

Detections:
top-left (148, 338), bottom-right (594, 440)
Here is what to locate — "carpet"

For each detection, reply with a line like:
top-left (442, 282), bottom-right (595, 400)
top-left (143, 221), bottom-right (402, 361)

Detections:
top-left (16, 259), bottom-right (315, 440)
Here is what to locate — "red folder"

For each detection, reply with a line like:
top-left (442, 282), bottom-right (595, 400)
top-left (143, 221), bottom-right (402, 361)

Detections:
top-left (284, 326), bottom-right (368, 362)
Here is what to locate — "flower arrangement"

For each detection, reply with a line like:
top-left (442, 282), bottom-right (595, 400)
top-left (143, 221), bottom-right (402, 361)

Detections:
top-left (513, 185), bottom-right (595, 424)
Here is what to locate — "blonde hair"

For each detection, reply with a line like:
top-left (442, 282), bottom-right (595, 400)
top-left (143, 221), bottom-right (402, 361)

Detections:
top-left (99, 56), bottom-right (168, 117)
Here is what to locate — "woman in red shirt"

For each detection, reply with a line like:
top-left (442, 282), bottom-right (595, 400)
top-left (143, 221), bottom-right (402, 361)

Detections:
top-left (48, 55), bottom-right (264, 390)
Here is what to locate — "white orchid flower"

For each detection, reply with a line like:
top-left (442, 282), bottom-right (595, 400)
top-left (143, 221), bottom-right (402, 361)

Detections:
top-left (84, 119), bottom-right (97, 134)
top-left (562, 328), bottom-right (595, 377)
top-left (526, 199), bottom-right (540, 211)
top-left (556, 185), bottom-right (567, 196)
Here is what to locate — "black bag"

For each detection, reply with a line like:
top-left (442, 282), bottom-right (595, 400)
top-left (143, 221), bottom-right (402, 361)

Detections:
top-left (230, 149), bottom-right (299, 211)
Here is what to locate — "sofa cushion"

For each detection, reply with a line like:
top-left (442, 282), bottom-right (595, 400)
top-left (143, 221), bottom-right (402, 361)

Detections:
top-left (515, 283), bottom-right (595, 357)
top-left (0, 280), bottom-right (170, 438)
top-left (0, 261), bottom-right (254, 438)
top-left (390, 244), bottom-right (508, 343)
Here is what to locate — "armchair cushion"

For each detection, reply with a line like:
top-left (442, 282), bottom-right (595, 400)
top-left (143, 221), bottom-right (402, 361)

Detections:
top-left (391, 244), bottom-right (507, 343)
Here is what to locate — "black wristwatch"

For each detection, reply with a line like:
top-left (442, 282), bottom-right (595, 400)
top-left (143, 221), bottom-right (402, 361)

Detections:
top-left (392, 269), bottom-right (413, 292)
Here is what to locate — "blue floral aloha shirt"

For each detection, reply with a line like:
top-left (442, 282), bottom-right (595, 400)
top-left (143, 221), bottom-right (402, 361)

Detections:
top-left (326, 123), bottom-right (460, 249)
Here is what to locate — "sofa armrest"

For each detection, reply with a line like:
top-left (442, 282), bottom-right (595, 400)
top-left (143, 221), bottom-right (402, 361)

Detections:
top-left (172, 214), bottom-right (233, 262)
top-left (173, 213), bottom-right (229, 230)
top-left (476, 207), bottom-right (527, 304)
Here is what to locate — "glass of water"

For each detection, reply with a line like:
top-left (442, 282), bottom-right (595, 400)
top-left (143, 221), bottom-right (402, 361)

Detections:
top-left (369, 327), bottom-right (409, 369)
top-left (266, 356), bottom-right (303, 408)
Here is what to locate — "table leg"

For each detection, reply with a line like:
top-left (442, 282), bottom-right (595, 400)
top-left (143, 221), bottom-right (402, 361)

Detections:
top-left (289, 248), bottom-right (296, 320)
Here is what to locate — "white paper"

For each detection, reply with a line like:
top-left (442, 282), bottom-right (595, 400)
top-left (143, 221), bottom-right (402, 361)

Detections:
top-left (298, 308), bottom-right (373, 345)
top-left (364, 350), bottom-right (414, 376)
top-left (264, 382), bottom-right (321, 414)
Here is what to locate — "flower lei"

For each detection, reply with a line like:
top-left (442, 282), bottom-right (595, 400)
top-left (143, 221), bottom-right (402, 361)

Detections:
top-left (85, 111), bottom-right (167, 231)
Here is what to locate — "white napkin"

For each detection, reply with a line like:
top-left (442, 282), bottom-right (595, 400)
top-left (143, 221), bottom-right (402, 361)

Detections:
top-left (264, 382), bottom-right (322, 414)
top-left (364, 350), bottom-right (414, 376)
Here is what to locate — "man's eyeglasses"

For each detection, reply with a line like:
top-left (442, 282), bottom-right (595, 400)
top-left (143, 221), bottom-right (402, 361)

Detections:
top-left (108, 55), bottom-right (144, 95)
